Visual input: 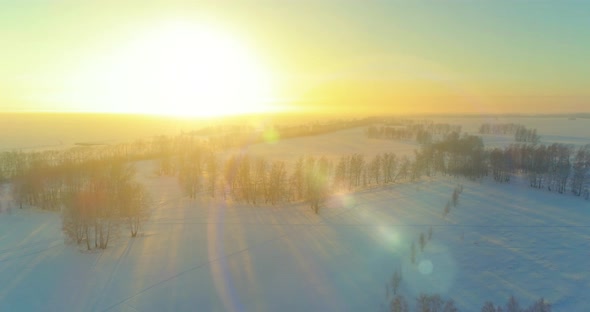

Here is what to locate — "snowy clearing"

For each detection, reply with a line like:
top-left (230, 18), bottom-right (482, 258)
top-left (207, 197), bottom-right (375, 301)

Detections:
top-left (1, 160), bottom-right (589, 311)
top-left (1, 116), bottom-right (589, 311)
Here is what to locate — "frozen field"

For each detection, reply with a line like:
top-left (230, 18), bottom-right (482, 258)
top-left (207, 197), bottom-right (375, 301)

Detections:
top-left (0, 115), bottom-right (589, 311)
top-left (1, 163), bottom-right (589, 311)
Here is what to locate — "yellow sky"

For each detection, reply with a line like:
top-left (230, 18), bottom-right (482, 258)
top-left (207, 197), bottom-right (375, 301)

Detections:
top-left (1, 1), bottom-right (589, 116)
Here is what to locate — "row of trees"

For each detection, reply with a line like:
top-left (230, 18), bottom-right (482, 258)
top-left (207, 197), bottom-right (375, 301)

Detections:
top-left (475, 122), bottom-right (541, 143)
top-left (489, 144), bottom-right (590, 197)
top-left (412, 132), bottom-right (589, 199)
top-left (384, 269), bottom-right (551, 311)
top-left (366, 122), bottom-right (462, 144)
top-left (0, 133), bottom-right (212, 190)
top-left (2, 142), bottom-right (155, 249)
top-left (205, 118), bottom-right (373, 150)
top-left (514, 126), bottom-right (540, 143)
top-left (479, 123), bottom-right (524, 135)
top-left (173, 149), bottom-right (420, 213)
top-left (417, 132), bottom-right (487, 180)
top-left (386, 293), bottom-right (551, 312)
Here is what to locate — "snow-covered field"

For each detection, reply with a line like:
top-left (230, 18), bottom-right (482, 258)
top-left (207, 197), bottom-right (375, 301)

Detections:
top-left (1, 116), bottom-right (589, 311)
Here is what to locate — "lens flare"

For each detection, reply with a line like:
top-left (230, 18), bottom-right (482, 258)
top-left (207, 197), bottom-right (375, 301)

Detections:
top-left (418, 259), bottom-right (434, 275)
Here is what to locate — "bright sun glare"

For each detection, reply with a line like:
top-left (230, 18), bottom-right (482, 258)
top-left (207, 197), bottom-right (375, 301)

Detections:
top-left (64, 21), bottom-right (276, 117)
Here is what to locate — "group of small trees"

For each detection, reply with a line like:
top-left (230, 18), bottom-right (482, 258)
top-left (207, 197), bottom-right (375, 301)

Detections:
top-left (385, 294), bottom-right (550, 312)
top-left (2, 142), bottom-right (155, 250)
top-left (226, 154), bottom-right (297, 206)
top-left (173, 149), bottom-right (420, 214)
top-left (417, 133), bottom-right (487, 180)
top-left (481, 296), bottom-right (552, 312)
top-left (572, 144), bottom-right (590, 198)
top-left (204, 118), bottom-right (373, 150)
top-left (366, 122), bottom-right (461, 144)
top-left (514, 126), bottom-right (540, 144)
top-left (479, 123), bottom-right (524, 135)
top-left (61, 162), bottom-right (151, 249)
top-left (384, 268), bottom-right (551, 311)
top-left (488, 143), bottom-right (590, 198)
top-left (410, 128), bottom-right (588, 199)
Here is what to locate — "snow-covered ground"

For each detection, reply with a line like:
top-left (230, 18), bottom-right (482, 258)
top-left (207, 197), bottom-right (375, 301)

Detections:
top-left (1, 116), bottom-right (589, 311)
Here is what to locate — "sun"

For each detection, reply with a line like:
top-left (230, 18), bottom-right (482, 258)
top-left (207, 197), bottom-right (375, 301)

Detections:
top-left (63, 20), bottom-right (277, 117)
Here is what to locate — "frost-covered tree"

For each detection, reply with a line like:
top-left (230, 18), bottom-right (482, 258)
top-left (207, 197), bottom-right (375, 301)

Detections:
top-left (443, 299), bottom-right (458, 312)
top-left (419, 232), bottom-right (426, 251)
top-left (443, 200), bottom-right (451, 217)
top-left (572, 144), bottom-right (590, 197)
top-left (118, 182), bottom-right (151, 238)
top-left (205, 152), bottom-right (219, 198)
top-left (267, 160), bottom-right (287, 205)
top-left (482, 301), bottom-right (497, 312)
top-left (452, 188), bottom-right (459, 207)
top-left (389, 295), bottom-right (408, 312)
top-left (416, 294), bottom-right (443, 312)
top-left (178, 149), bottom-right (202, 199)
top-left (505, 295), bottom-right (521, 312)
top-left (524, 298), bottom-right (551, 312)
top-left (390, 268), bottom-right (402, 295)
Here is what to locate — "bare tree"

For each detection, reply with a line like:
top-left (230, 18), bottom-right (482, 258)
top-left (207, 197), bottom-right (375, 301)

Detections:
top-left (119, 182), bottom-right (151, 237)
top-left (481, 301), bottom-right (497, 312)
top-left (419, 232), bottom-right (426, 251)
top-left (390, 268), bottom-right (402, 295)
top-left (525, 298), bottom-right (551, 312)
top-left (505, 295), bottom-right (521, 312)
top-left (390, 295), bottom-right (409, 312)
top-left (206, 152), bottom-right (219, 198)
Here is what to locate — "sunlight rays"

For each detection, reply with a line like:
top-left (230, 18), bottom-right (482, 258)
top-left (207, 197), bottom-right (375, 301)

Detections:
top-left (58, 20), bottom-right (278, 117)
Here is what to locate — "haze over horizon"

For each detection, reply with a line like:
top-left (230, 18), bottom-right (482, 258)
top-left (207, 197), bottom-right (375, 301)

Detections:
top-left (1, 1), bottom-right (589, 116)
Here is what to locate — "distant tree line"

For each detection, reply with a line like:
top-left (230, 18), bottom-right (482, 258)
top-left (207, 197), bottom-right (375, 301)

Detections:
top-left (206, 118), bottom-right (374, 150)
top-left (477, 123), bottom-right (540, 144)
top-left (0, 138), bottom-right (174, 249)
top-left (415, 132), bottom-right (487, 180)
top-left (478, 123), bottom-right (524, 135)
top-left (174, 149), bottom-right (419, 214)
top-left (514, 126), bottom-right (540, 144)
top-left (7, 152), bottom-right (151, 250)
top-left (488, 144), bottom-right (590, 198)
top-left (412, 131), bottom-right (589, 199)
top-left (366, 121), bottom-right (462, 145)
